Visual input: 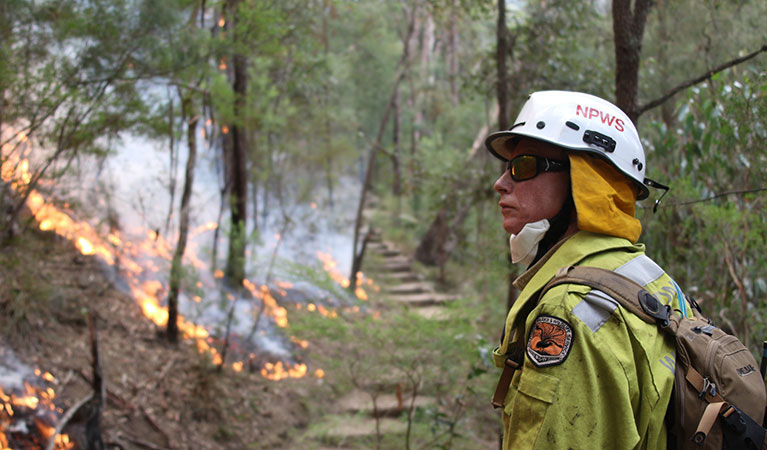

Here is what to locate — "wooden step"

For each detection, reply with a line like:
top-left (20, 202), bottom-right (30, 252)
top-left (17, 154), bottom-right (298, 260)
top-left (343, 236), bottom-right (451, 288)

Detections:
top-left (380, 272), bottom-right (422, 283)
top-left (385, 281), bottom-right (433, 295)
top-left (387, 293), bottom-right (457, 307)
top-left (376, 261), bottom-right (412, 273)
top-left (367, 246), bottom-right (400, 258)
top-left (370, 255), bottom-right (411, 266)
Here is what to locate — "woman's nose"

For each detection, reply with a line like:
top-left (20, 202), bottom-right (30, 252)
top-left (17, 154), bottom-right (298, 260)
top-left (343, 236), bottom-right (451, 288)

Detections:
top-left (494, 169), bottom-right (512, 194)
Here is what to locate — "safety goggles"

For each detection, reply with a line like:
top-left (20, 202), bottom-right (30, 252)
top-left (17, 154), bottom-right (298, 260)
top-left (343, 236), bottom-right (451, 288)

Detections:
top-left (505, 154), bottom-right (569, 182)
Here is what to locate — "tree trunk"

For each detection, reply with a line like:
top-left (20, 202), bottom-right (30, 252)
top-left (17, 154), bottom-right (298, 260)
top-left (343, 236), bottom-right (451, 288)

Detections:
top-left (224, 0), bottom-right (248, 286)
top-left (496, 0), bottom-right (509, 132)
top-left (167, 95), bottom-right (198, 343)
top-left (322, 0), bottom-right (335, 209)
top-left (654, 0), bottom-right (675, 130)
top-left (448, 0), bottom-right (459, 106)
top-left (392, 86), bottom-right (401, 199)
top-left (495, 0), bottom-right (519, 312)
top-left (612, 0), bottom-right (653, 123)
top-left (164, 88), bottom-right (178, 237)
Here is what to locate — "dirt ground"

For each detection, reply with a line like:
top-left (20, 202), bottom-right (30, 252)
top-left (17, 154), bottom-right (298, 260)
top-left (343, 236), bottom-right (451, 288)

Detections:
top-left (0, 225), bottom-right (316, 449)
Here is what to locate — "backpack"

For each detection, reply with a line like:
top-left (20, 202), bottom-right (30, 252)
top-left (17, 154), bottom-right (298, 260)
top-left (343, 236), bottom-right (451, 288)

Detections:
top-left (541, 265), bottom-right (767, 450)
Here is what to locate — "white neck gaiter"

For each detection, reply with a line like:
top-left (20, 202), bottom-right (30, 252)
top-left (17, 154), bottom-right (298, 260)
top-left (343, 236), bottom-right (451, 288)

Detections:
top-left (509, 219), bottom-right (550, 267)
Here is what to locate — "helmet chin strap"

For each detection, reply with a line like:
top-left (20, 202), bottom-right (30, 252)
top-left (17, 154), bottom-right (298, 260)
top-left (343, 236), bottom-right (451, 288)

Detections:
top-left (529, 191), bottom-right (575, 268)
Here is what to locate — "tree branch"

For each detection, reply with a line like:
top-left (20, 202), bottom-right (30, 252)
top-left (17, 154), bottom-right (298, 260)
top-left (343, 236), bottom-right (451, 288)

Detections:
top-left (645, 187), bottom-right (767, 209)
top-left (638, 44), bottom-right (767, 117)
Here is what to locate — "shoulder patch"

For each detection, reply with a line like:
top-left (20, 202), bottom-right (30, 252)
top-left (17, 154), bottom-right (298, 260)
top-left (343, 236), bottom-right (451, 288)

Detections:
top-left (526, 315), bottom-right (574, 367)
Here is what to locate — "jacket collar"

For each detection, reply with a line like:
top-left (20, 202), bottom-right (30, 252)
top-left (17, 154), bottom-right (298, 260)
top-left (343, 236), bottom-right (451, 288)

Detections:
top-left (507, 231), bottom-right (636, 324)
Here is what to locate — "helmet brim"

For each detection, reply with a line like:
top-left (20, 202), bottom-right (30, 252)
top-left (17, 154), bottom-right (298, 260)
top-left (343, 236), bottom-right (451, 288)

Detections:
top-left (485, 129), bottom-right (650, 200)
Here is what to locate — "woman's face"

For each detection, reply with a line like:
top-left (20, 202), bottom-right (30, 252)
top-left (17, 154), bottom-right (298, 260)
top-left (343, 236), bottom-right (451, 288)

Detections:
top-left (493, 138), bottom-right (572, 235)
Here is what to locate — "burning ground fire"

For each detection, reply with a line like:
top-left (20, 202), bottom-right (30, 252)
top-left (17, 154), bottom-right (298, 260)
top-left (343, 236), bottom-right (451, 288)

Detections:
top-left (1, 133), bottom-right (372, 385)
top-left (316, 251), bottom-right (378, 301)
top-left (0, 364), bottom-right (73, 450)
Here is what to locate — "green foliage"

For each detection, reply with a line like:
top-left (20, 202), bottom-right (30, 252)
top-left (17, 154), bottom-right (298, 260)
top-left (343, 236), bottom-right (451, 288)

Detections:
top-left (642, 71), bottom-right (767, 350)
top-left (291, 303), bottom-right (497, 448)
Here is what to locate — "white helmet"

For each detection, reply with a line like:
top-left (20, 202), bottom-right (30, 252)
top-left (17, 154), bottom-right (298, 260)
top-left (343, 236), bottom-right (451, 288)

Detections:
top-left (486, 90), bottom-right (662, 200)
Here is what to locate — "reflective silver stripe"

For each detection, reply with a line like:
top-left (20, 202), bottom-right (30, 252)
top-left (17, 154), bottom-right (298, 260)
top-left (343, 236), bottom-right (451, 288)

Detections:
top-left (573, 255), bottom-right (667, 333)
top-left (572, 289), bottom-right (619, 333)
top-left (615, 254), bottom-right (665, 287)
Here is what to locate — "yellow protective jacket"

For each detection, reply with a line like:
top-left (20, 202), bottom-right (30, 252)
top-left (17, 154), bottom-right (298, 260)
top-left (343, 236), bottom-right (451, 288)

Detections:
top-left (493, 231), bottom-right (687, 450)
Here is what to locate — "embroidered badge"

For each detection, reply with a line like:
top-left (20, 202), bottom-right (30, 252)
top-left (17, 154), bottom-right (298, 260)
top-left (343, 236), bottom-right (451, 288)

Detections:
top-left (526, 315), bottom-right (574, 367)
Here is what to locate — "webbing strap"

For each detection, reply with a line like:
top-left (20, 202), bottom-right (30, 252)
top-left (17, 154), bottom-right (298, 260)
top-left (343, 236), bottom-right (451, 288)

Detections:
top-left (686, 366), bottom-right (724, 403)
top-left (692, 401), bottom-right (729, 446)
top-left (544, 266), bottom-right (658, 325)
top-left (492, 358), bottom-right (521, 409)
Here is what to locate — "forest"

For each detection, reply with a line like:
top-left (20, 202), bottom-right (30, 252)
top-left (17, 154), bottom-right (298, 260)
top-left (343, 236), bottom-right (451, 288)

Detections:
top-left (0, 0), bottom-right (766, 448)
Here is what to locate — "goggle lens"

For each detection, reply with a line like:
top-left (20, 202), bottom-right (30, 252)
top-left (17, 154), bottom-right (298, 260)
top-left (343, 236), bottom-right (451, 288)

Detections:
top-left (508, 156), bottom-right (538, 181)
top-left (505, 155), bottom-right (569, 182)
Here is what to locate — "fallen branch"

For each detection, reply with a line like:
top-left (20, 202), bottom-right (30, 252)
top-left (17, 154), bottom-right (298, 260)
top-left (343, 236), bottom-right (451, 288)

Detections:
top-left (44, 393), bottom-right (94, 450)
top-left (638, 44), bottom-right (767, 117)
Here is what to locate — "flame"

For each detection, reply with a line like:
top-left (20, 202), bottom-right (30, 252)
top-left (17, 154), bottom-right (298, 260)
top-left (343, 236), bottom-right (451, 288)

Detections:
top-left (218, 16), bottom-right (226, 27)
top-left (290, 336), bottom-right (309, 349)
top-left (276, 281), bottom-right (293, 289)
top-left (242, 279), bottom-right (288, 328)
top-left (314, 369), bottom-right (325, 378)
top-left (1, 133), bottom-right (322, 383)
top-left (260, 361), bottom-right (307, 380)
top-left (0, 374), bottom-right (74, 449)
top-left (316, 251), bottom-right (377, 300)
top-left (190, 222), bottom-right (218, 237)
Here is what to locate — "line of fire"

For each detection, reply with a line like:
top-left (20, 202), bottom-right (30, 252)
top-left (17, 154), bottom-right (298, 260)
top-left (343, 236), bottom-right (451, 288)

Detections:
top-left (0, 131), bottom-right (378, 448)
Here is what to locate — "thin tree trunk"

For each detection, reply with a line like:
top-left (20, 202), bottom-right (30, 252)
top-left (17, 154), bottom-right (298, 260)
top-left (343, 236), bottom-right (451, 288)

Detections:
top-left (496, 0), bottom-right (509, 132)
top-left (218, 293), bottom-right (237, 373)
top-left (322, 0), bottom-right (335, 209)
top-left (392, 86), bottom-right (401, 200)
top-left (654, 0), bottom-right (675, 130)
top-left (496, 0), bottom-right (518, 312)
top-left (224, 0), bottom-right (248, 286)
top-left (448, 0), bottom-right (459, 106)
top-left (167, 95), bottom-right (198, 343)
top-left (612, 0), bottom-right (652, 123)
top-left (164, 87), bottom-right (178, 237)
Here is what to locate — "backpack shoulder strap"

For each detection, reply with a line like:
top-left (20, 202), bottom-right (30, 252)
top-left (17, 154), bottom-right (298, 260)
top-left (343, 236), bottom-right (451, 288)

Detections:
top-left (541, 266), bottom-right (671, 326)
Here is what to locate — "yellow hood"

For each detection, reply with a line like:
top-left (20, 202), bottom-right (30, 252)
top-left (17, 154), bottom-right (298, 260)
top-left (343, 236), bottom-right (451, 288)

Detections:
top-left (569, 153), bottom-right (641, 243)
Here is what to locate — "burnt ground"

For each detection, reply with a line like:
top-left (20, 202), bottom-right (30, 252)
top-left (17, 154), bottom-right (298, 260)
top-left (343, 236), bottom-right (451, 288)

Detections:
top-left (0, 223), bottom-right (318, 449)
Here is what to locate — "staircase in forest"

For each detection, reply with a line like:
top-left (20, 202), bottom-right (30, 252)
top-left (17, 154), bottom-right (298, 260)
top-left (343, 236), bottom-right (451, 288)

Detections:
top-left (299, 203), bottom-right (463, 449)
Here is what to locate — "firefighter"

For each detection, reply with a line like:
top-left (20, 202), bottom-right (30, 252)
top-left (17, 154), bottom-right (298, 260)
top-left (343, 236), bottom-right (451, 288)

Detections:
top-left (486, 91), bottom-right (686, 449)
